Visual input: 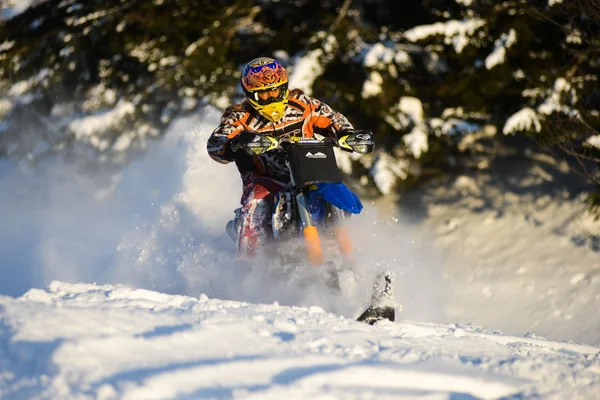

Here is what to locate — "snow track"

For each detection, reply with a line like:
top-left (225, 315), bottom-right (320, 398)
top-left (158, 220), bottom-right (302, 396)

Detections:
top-left (1, 282), bottom-right (598, 399)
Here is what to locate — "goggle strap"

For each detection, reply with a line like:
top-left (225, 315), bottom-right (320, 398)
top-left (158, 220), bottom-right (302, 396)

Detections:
top-left (249, 61), bottom-right (277, 73)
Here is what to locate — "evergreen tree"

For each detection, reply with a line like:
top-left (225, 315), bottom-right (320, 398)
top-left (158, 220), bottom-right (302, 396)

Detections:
top-left (0, 0), bottom-right (598, 214)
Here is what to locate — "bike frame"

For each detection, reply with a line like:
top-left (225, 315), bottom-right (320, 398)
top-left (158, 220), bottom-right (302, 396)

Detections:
top-left (285, 140), bottom-right (361, 266)
top-left (229, 136), bottom-right (365, 267)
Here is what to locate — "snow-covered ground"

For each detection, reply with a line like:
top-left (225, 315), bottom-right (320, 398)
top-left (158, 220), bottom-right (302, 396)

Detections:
top-left (1, 281), bottom-right (598, 399)
top-left (384, 146), bottom-right (600, 345)
top-left (1, 110), bottom-right (599, 398)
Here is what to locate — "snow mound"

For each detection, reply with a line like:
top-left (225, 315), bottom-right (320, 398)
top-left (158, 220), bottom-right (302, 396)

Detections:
top-left (1, 281), bottom-right (598, 399)
top-left (404, 19), bottom-right (486, 54)
top-left (503, 107), bottom-right (542, 134)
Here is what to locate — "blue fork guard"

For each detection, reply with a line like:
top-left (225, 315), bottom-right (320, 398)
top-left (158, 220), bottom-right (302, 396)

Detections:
top-left (309, 183), bottom-right (363, 214)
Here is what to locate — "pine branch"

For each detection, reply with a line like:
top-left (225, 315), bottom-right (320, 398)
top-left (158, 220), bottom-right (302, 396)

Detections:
top-left (329, 0), bottom-right (352, 33)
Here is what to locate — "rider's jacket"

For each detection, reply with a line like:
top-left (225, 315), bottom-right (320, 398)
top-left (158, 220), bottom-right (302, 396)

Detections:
top-left (207, 89), bottom-right (354, 183)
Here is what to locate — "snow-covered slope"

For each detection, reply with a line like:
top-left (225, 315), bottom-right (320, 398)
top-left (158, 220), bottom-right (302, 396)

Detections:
top-left (385, 148), bottom-right (600, 345)
top-left (1, 109), bottom-right (599, 398)
top-left (1, 281), bottom-right (598, 399)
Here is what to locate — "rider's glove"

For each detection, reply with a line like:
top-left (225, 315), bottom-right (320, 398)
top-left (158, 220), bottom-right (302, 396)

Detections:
top-left (228, 130), bottom-right (258, 157)
top-left (337, 130), bottom-right (374, 154)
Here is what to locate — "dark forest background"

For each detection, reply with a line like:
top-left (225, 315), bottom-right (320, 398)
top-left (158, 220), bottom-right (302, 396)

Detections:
top-left (1, 0), bottom-right (599, 214)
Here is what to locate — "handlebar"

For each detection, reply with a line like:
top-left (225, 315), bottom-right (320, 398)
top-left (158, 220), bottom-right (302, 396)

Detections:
top-left (238, 131), bottom-right (374, 156)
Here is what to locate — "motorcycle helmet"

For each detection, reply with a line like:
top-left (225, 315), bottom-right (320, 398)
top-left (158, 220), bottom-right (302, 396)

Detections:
top-left (241, 57), bottom-right (289, 122)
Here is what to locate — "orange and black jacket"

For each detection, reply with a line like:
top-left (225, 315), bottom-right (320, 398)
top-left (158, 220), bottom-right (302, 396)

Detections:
top-left (207, 89), bottom-right (354, 183)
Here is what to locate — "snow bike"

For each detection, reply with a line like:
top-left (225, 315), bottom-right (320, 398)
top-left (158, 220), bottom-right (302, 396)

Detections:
top-left (226, 131), bottom-right (395, 325)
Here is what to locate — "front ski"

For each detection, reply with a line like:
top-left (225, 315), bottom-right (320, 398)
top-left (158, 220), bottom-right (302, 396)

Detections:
top-left (357, 271), bottom-right (396, 325)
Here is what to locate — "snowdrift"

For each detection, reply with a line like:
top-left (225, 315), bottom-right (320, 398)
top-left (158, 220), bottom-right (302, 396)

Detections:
top-left (0, 281), bottom-right (598, 399)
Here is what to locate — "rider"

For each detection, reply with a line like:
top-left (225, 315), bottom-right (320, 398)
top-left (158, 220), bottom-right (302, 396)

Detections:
top-left (207, 56), bottom-right (371, 258)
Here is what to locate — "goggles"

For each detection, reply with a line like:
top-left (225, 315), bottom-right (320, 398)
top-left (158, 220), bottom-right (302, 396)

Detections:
top-left (250, 83), bottom-right (289, 106)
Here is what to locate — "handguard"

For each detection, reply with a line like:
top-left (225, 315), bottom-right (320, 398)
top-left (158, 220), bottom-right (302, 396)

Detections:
top-left (337, 130), bottom-right (374, 154)
top-left (236, 131), bottom-right (279, 156)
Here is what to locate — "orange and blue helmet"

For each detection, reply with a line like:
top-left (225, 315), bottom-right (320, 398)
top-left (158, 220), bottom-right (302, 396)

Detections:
top-left (241, 57), bottom-right (289, 122)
